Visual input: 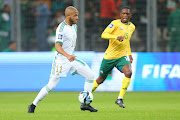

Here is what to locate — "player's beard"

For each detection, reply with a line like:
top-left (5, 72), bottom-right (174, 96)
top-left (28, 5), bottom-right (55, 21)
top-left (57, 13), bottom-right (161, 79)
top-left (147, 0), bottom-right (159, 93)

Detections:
top-left (69, 17), bottom-right (75, 24)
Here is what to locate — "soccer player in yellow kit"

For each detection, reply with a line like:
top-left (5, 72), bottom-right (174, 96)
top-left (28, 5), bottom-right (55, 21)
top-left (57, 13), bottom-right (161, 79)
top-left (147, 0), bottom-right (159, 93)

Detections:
top-left (92, 6), bottom-right (135, 108)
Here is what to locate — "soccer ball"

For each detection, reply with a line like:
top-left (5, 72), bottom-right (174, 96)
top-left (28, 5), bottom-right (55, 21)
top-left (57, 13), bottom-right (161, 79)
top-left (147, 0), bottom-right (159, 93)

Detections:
top-left (78, 91), bottom-right (93, 105)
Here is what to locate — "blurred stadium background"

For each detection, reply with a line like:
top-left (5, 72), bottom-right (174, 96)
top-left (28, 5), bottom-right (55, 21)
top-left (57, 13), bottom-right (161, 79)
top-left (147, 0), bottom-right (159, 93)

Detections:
top-left (1, 0), bottom-right (179, 52)
top-left (0, 0), bottom-right (180, 93)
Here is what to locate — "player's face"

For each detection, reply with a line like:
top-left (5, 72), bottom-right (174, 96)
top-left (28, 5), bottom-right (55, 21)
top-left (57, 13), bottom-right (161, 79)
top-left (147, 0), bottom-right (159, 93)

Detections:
top-left (120, 8), bottom-right (132, 23)
top-left (69, 10), bottom-right (79, 24)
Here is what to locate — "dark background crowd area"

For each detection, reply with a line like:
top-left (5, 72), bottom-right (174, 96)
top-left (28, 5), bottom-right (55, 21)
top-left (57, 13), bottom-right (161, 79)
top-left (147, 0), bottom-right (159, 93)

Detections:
top-left (0, 0), bottom-right (180, 52)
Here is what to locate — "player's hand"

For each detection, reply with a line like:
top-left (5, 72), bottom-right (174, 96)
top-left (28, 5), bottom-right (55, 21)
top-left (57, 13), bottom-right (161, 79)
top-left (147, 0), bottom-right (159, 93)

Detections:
top-left (67, 55), bottom-right (76, 62)
top-left (129, 55), bottom-right (133, 63)
top-left (117, 36), bottom-right (125, 42)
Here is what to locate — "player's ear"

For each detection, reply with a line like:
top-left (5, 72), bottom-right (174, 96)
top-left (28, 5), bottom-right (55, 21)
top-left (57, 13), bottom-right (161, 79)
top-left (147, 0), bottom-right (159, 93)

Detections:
top-left (129, 13), bottom-right (132, 19)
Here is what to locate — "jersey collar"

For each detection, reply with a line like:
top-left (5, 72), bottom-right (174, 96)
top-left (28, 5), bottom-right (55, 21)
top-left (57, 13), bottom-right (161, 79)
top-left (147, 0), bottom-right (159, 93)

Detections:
top-left (120, 19), bottom-right (130, 25)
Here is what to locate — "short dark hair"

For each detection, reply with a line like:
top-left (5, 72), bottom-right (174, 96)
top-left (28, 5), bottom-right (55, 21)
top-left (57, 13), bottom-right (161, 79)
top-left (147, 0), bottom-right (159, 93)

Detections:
top-left (8, 41), bottom-right (16, 46)
top-left (3, 4), bottom-right (7, 9)
top-left (121, 6), bottom-right (131, 12)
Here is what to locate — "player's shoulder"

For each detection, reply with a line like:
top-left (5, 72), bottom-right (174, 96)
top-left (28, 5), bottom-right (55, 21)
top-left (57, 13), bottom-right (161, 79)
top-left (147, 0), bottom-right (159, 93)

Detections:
top-left (129, 22), bottom-right (136, 29)
top-left (111, 19), bottom-right (119, 24)
top-left (108, 19), bottom-right (119, 28)
top-left (73, 24), bottom-right (77, 27)
top-left (73, 24), bottom-right (78, 31)
top-left (129, 22), bottom-right (135, 27)
top-left (73, 24), bottom-right (78, 29)
top-left (57, 21), bottom-right (68, 32)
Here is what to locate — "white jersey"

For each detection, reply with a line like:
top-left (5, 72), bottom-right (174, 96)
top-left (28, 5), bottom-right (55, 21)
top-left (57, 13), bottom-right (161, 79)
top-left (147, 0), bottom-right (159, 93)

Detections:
top-left (48, 21), bottom-right (94, 92)
top-left (54, 21), bottom-right (77, 60)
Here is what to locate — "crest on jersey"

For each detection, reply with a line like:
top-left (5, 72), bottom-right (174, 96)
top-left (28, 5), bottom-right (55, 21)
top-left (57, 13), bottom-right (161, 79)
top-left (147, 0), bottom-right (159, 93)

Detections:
top-left (109, 24), bottom-right (114, 28)
top-left (58, 34), bottom-right (63, 39)
top-left (120, 27), bottom-right (123, 30)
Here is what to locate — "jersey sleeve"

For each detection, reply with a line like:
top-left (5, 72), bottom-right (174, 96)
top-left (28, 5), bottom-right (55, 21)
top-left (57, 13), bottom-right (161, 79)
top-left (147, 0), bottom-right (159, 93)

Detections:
top-left (101, 21), bottom-right (118, 40)
top-left (126, 24), bottom-right (135, 55)
top-left (55, 27), bottom-right (64, 44)
top-left (132, 24), bottom-right (135, 33)
top-left (126, 40), bottom-right (131, 55)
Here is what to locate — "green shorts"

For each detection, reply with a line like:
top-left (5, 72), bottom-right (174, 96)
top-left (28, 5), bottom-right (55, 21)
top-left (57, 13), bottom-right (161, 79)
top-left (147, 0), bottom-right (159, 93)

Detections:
top-left (99, 56), bottom-right (130, 76)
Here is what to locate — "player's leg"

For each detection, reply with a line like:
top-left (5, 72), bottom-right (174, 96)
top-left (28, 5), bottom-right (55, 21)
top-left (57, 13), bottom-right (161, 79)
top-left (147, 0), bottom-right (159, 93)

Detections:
top-left (32, 75), bottom-right (61, 105)
top-left (92, 75), bottom-right (107, 92)
top-left (119, 64), bottom-right (132, 99)
top-left (70, 58), bottom-right (96, 92)
top-left (115, 57), bottom-right (132, 108)
top-left (28, 60), bottom-right (70, 113)
top-left (92, 58), bottom-right (114, 92)
top-left (77, 65), bottom-right (95, 92)
top-left (70, 58), bottom-right (98, 112)
top-left (28, 75), bottom-right (61, 113)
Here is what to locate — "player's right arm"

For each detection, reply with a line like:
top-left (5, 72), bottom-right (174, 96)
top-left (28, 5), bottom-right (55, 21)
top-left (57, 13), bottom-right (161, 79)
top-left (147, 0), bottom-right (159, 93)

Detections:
top-left (55, 43), bottom-right (76, 62)
top-left (55, 28), bottom-right (76, 62)
top-left (101, 21), bottom-right (124, 42)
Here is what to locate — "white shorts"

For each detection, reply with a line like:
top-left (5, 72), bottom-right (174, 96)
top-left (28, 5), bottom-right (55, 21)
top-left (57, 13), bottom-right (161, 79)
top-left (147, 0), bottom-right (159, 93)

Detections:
top-left (50, 57), bottom-right (90, 78)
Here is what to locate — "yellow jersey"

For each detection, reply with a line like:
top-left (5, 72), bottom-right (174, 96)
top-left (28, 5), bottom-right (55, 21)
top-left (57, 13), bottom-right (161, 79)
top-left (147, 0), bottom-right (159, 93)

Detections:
top-left (101, 19), bottom-right (135, 60)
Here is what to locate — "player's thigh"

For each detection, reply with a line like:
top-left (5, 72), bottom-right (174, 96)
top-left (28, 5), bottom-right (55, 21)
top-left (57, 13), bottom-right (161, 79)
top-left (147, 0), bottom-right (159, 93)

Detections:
top-left (50, 59), bottom-right (72, 78)
top-left (99, 58), bottom-right (115, 76)
top-left (70, 58), bottom-right (94, 80)
top-left (116, 56), bottom-right (131, 73)
top-left (121, 64), bottom-right (132, 74)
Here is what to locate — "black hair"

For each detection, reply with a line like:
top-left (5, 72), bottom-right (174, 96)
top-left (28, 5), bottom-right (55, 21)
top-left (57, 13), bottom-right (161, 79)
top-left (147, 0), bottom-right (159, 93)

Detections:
top-left (120, 6), bottom-right (131, 12)
top-left (3, 4), bottom-right (9, 9)
top-left (8, 41), bottom-right (16, 46)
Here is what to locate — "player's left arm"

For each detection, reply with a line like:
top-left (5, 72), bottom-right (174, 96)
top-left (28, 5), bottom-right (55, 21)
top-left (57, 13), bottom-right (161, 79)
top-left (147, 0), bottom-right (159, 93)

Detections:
top-left (127, 25), bottom-right (135, 63)
top-left (127, 41), bottom-right (133, 63)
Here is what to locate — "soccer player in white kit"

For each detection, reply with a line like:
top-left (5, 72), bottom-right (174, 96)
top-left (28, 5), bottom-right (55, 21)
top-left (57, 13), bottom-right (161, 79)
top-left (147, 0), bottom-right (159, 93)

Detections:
top-left (28, 6), bottom-right (98, 113)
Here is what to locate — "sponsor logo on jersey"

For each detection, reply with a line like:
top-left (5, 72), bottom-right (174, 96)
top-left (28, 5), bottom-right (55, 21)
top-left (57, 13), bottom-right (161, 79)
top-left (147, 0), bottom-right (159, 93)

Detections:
top-left (120, 27), bottom-right (123, 30)
top-left (130, 29), bottom-right (132, 33)
top-left (109, 24), bottom-right (114, 28)
top-left (58, 34), bottom-right (63, 39)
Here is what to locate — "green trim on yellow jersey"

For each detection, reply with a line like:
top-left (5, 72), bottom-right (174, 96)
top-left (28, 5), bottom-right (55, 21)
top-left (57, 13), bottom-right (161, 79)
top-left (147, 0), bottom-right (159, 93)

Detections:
top-left (56, 41), bottom-right (63, 43)
top-left (101, 19), bottom-right (135, 60)
top-left (121, 20), bottom-right (131, 25)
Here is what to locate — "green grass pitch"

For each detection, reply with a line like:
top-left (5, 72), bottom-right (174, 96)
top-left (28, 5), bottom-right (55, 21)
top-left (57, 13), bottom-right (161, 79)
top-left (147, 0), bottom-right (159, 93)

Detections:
top-left (0, 91), bottom-right (180, 120)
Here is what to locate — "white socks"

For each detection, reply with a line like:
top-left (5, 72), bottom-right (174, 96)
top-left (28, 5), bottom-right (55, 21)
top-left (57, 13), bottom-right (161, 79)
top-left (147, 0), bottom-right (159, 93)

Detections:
top-left (118, 96), bottom-right (123, 99)
top-left (84, 80), bottom-right (94, 92)
top-left (33, 86), bottom-right (49, 106)
top-left (32, 76), bottom-right (60, 106)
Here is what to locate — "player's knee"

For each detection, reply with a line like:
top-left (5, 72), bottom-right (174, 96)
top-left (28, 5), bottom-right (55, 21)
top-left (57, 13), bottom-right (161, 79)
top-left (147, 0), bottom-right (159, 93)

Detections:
top-left (125, 70), bottom-right (132, 78)
top-left (86, 72), bottom-right (95, 80)
top-left (47, 76), bottom-right (60, 90)
top-left (97, 80), bottom-right (104, 84)
top-left (47, 83), bottom-right (56, 90)
top-left (96, 76), bottom-right (106, 84)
